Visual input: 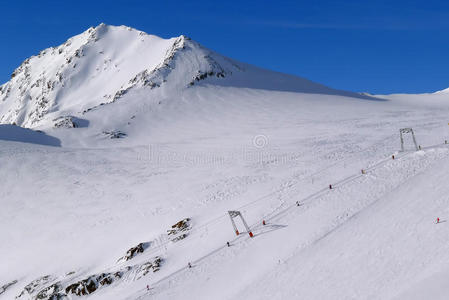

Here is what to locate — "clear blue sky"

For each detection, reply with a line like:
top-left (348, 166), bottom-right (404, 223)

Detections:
top-left (1, 0), bottom-right (448, 94)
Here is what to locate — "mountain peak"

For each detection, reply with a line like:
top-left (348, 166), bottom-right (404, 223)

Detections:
top-left (0, 24), bottom-right (371, 132)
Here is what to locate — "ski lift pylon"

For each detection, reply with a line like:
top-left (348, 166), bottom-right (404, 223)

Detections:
top-left (228, 210), bottom-right (253, 237)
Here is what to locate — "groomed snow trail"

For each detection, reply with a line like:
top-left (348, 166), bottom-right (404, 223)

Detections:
top-left (238, 148), bottom-right (449, 300)
top-left (111, 144), bottom-right (449, 300)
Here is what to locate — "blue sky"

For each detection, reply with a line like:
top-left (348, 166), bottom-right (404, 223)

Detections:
top-left (1, 0), bottom-right (448, 94)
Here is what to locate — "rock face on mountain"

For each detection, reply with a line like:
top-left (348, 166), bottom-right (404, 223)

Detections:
top-left (0, 23), bottom-right (368, 132)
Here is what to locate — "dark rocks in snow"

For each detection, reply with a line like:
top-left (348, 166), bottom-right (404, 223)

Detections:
top-left (82, 85), bottom-right (131, 114)
top-left (113, 88), bottom-right (128, 101)
top-left (189, 70), bottom-right (226, 86)
top-left (16, 275), bottom-right (72, 299)
top-left (118, 242), bottom-right (150, 262)
top-left (82, 101), bottom-right (109, 114)
top-left (188, 55), bottom-right (228, 87)
top-left (53, 116), bottom-right (89, 129)
top-left (16, 275), bottom-right (54, 299)
top-left (35, 282), bottom-right (66, 300)
top-left (64, 257), bottom-right (162, 296)
top-left (74, 49), bottom-right (83, 58)
top-left (53, 116), bottom-right (77, 128)
top-left (124, 35), bottom-right (187, 93)
top-left (168, 218), bottom-right (191, 234)
top-left (167, 218), bottom-right (191, 242)
top-left (170, 233), bottom-right (188, 242)
top-left (103, 130), bottom-right (127, 139)
top-left (65, 272), bottom-right (120, 296)
top-left (16, 256), bottom-right (163, 299)
top-left (0, 279), bottom-right (18, 295)
top-left (135, 257), bottom-right (162, 279)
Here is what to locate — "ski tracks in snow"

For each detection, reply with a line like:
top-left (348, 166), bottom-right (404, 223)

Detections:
top-left (128, 144), bottom-right (449, 300)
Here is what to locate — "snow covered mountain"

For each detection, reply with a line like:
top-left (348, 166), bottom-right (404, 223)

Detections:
top-left (2, 24), bottom-right (449, 300)
top-left (0, 24), bottom-right (202, 128)
top-left (0, 23), bottom-right (369, 140)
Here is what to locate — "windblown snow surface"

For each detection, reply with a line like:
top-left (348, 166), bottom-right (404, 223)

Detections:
top-left (1, 24), bottom-right (449, 300)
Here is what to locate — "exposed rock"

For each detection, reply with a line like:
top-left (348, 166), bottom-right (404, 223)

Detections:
top-left (134, 257), bottom-right (162, 279)
top-left (16, 275), bottom-right (53, 299)
top-left (118, 242), bottom-right (150, 262)
top-left (170, 233), bottom-right (188, 242)
top-left (188, 55), bottom-right (227, 86)
top-left (103, 130), bottom-right (127, 139)
top-left (53, 116), bottom-right (77, 128)
top-left (65, 256), bottom-right (161, 296)
top-left (35, 282), bottom-right (66, 300)
top-left (167, 218), bottom-right (191, 242)
top-left (0, 24), bottom-right (247, 127)
top-left (65, 272), bottom-right (120, 296)
top-left (0, 280), bottom-right (18, 295)
top-left (16, 255), bottom-right (162, 299)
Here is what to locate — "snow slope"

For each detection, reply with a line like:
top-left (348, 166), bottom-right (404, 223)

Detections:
top-left (0, 124), bottom-right (60, 146)
top-left (1, 24), bottom-right (449, 300)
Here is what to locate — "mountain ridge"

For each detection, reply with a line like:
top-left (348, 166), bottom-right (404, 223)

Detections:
top-left (0, 24), bottom-right (376, 131)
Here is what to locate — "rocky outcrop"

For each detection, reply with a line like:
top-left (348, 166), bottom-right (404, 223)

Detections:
top-left (16, 255), bottom-right (162, 299)
top-left (53, 116), bottom-right (77, 128)
top-left (16, 275), bottom-right (56, 299)
top-left (0, 280), bottom-right (18, 295)
top-left (168, 218), bottom-right (192, 242)
top-left (118, 242), bottom-right (150, 262)
top-left (65, 272), bottom-right (121, 296)
top-left (134, 257), bottom-right (162, 279)
top-left (103, 130), bottom-right (126, 139)
top-left (35, 283), bottom-right (66, 300)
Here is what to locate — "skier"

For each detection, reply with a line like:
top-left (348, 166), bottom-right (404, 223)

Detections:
top-left (226, 241), bottom-right (230, 247)
top-left (436, 217), bottom-right (440, 224)
top-left (188, 262), bottom-right (192, 268)
top-left (147, 285), bottom-right (150, 291)
top-left (262, 220), bottom-right (266, 226)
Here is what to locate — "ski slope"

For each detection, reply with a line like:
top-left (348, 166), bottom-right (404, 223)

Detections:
top-left (1, 91), bottom-right (449, 300)
top-left (1, 24), bottom-right (449, 300)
